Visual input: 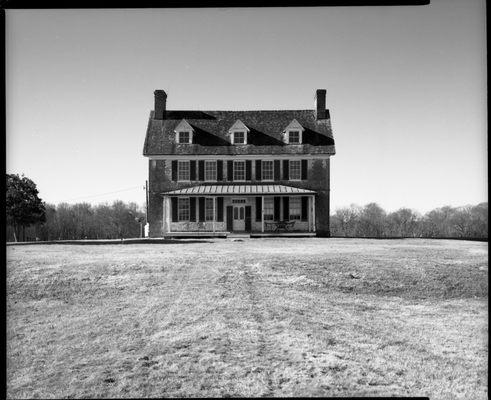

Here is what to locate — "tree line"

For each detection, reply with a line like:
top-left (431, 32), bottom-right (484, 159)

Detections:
top-left (330, 202), bottom-right (488, 239)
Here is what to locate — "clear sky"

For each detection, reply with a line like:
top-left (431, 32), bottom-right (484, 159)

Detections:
top-left (6, 1), bottom-right (487, 213)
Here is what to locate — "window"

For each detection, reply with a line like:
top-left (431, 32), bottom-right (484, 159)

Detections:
top-left (178, 131), bottom-right (191, 144)
top-left (178, 198), bottom-right (190, 221)
top-left (262, 161), bottom-right (274, 181)
top-left (205, 161), bottom-right (217, 181)
top-left (233, 131), bottom-right (245, 144)
top-left (178, 161), bottom-right (190, 181)
top-left (289, 160), bottom-right (301, 180)
top-left (289, 197), bottom-right (301, 220)
top-left (233, 161), bottom-right (245, 181)
top-left (205, 198), bottom-right (214, 221)
top-left (263, 198), bottom-right (274, 220)
top-left (288, 131), bottom-right (300, 144)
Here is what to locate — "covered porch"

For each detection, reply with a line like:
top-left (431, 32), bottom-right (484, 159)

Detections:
top-left (161, 184), bottom-right (317, 237)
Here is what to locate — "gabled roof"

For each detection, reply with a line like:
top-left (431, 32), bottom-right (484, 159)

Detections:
top-left (283, 119), bottom-right (305, 132)
top-left (162, 184), bottom-right (316, 196)
top-left (228, 119), bottom-right (250, 132)
top-left (143, 109), bottom-right (335, 156)
top-left (174, 119), bottom-right (194, 132)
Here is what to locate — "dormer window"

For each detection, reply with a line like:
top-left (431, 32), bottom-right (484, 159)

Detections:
top-left (174, 119), bottom-right (194, 144)
top-left (228, 120), bottom-right (249, 145)
top-left (283, 119), bottom-right (305, 144)
top-left (178, 131), bottom-right (191, 144)
top-left (288, 131), bottom-right (300, 144)
top-left (233, 131), bottom-right (246, 144)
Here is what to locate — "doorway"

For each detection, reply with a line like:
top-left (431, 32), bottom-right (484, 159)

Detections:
top-left (233, 206), bottom-right (245, 231)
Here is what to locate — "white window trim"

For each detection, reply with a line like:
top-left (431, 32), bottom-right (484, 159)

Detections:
top-left (231, 130), bottom-right (247, 145)
top-left (289, 160), bottom-right (302, 181)
top-left (261, 160), bottom-right (274, 182)
top-left (287, 130), bottom-right (302, 145)
top-left (177, 160), bottom-right (191, 182)
top-left (289, 197), bottom-right (302, 220)
top-left (178, 197), bottom-right (190, 221)
top-left (233, 160), bottom-right (246, 182)
top-left (204, 160), bottom-right (217, 182)
top-left (177, 131), bottom-right (192, 144)
top-left (204, 197), bottom-right (214, 221)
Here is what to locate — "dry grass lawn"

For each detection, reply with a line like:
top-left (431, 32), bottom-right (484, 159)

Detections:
top-left (6, 238), bottom-right (488, 398)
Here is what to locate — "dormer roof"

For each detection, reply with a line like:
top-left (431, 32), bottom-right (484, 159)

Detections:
top-left (283, 119), bottom-right (305, 132)
top-left (174, 119), bottom-right (194, 133)
top-left (228, 119), bottom-right (250, 132)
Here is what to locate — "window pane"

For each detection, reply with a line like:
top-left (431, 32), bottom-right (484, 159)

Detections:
top-left (178, 198), bottom-right (190, 221)
top-left (178, 161), bottom-right (190, 181)
top-left (263, 197), bottom-right (274, 220)
top-left (262, 161), bottom-right (274, 181)
top-left (233, 161), bottom-right (245, 180)
top-left (289, 131), bottom-right (300, 144)
top-left (205, 161), bottom-right (217, 181)
top-left (289, 160), bottom-right (301, 180)
top-left (234, 207), bottom-right (238, 219)
top-left (205, 198), bottom-right (214, 221)
top-left (289, 197), bottom-right (301, 220)
top-left (239, 207), bottom-right (244, 219)
top-left (179, 132), bottom-right (190, 144)
top-left (233, 131), bottom-right (245, 144)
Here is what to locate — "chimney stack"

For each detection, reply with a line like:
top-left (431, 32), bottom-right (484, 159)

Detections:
top-left (315, 89), bottom-right (327, 120)
top-left (154, 90), bottom-right (167, 120)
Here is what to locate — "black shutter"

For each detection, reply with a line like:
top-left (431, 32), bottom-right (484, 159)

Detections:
top-left (217, 160), bottom-right (223, 181)
top-left (190, 160), bottom-right (196, 181)
top-left (227, 160), bottom-right (233, 181)
top-left (171, 161), bottom-right (178, 181)
top-left (301, 196), bottom-right (308, 221)
top-left (283, 160), bottom-right (289, 180)
top-left (274, 160), bottom-right (281, 181)
top-left (246, 160), bottom-right (252, 181)
top-left (245, 206), bottom-right (252, 231)
top-left (283, 197), bottom-right (290, 220)
top-left (190, 197), bottom-right (196, 221)
top-left (255, 197), bottom-right (262, 221)
top-left (198, 197), bottom-right (205, 222)
top-left (226, 206), bottom-right (233, 231)
top-left (198, 160), bottom-right (205, 181)
top-left (171, 197), bottom-right (178, 222)
top-left (255, 160), bottom-right (262, 181)
top-left (301, 159), bottom-right (308, 180)
top-left (274, 197), bottom-right (281, 221)
top-left (217, 197), bottom-right (224, 222)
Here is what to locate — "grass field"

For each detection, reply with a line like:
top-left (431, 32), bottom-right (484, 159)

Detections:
top-left (6, 238), bottom-right (488, 398)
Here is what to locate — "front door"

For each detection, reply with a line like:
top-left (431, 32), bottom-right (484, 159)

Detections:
top-left (233, 206), bottom-right (245, 231)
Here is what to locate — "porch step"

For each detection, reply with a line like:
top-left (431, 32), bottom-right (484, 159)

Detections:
top-left (250, 232), bottom-right (316, 238)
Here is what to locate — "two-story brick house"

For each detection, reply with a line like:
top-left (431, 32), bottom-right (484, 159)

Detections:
top-left (143, 89), bottom-right (335, 237)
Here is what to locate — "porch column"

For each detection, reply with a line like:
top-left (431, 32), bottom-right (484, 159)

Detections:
top-left (312, 195), bottom-right (316, 232)
top-left (308, 196), bottom-right (312, 232)
top-left (213, 197), bottom-right (216, 233)
top-left (261, 196), bottom-right (265, 233)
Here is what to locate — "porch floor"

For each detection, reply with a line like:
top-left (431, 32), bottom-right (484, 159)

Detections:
top-left (250, 232), bottom-right (316, 238)
top-left (162, 232), bottom-right (228, 238)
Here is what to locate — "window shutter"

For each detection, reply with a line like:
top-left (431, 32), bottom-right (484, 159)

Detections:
top-left (301, 196), bottom-right (308, 221)
top-left (255, 160), bottom-right (262, 181)
top-left (217, 197), bottom-right (224, 222)
top-left (227, 161), bottom-right (233, 181)
top-left (190, 197), bottom-right (196, 221)
top-left (255, 197), bottom-right (262, 221)
top-left (246, 160), bottom-right (252, 181)
top-left (283, 160), bottom-right (289, 180)
top-left (171, 197), bottom-right (178, 222)
top-left (283, 197), bottom-right (290, 221)
top-left (190, 160), bottom-right (196, 181)
top-left (301, 159), bottom-right (308, 180)
top-left (198, 197), bottom-right (205, 222)
top-left (274, 160), bottom-right (281, 181)
top-left (274, 197), bottom-right (281, 221)
top-left (171, 161), bottom-right (178, 182)
top-left (217, 160), bottom-right (223, 181)
top-left (198, 160), bottom-right (205, 181)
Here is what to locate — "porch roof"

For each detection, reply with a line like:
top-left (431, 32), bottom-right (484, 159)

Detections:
top-left (162, 184), bottom-right (316, 196)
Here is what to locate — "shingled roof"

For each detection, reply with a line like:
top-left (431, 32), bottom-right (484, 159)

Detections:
top-left (143, 107), bottom-right (335, 156)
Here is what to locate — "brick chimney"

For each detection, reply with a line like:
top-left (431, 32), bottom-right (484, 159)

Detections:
top-left (154, 90), bottom-right (167, 120)
top-left (315, 89), bottom-right (327, 120)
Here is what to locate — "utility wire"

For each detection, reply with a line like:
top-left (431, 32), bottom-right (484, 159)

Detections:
top-left (60, 186), bottom-right (143, 202)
